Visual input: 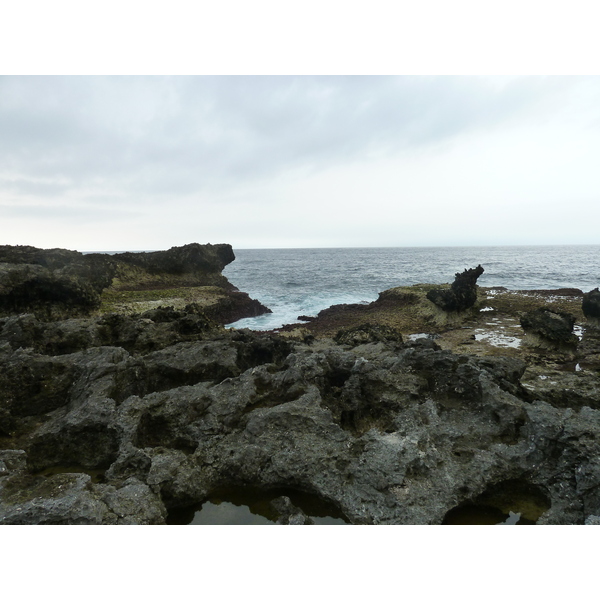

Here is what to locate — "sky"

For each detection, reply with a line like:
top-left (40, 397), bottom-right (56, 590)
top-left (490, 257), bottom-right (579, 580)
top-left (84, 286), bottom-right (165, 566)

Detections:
top-left (1, 75), bottom-right (600, 251)
top-left (2, 0), bottom-right (600, 254)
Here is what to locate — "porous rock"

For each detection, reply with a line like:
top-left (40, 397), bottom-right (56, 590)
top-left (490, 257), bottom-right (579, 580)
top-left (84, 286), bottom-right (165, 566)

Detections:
top-left (3, 264), bottom-right (600, 525)
top-left (334, 323), bottom-right (403, 347)
top-left (426, 265), bottom-right (484, 312)
top-left (0, 243), bottom-right (269, 323)
top-left (520, 307), bottom-right (578, 347)
top-left (2, 316), bottom-right (600, 525)
top-left (583, 288), bottom-right (600, 325)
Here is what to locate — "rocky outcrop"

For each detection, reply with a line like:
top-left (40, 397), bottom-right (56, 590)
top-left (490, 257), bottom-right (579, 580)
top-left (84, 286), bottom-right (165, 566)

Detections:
top-left (0, 261), bottom-right (113, 320)
top-left (426, 265), bottom-right (484, 312)
top-left (3, 256), bottom-right (600, 525)
top-left (334, 323), bottom-right (403, 347)
top-left (2, 302), bottom-right (600, 525)
top-left (583, 288), bottom-right (600, 326)
top-left (520, 307), bottom-right (578, 349)
top-left (0, 243), bottom-right (270, 324)
top-left (116, 243), bottom-right (235, 276)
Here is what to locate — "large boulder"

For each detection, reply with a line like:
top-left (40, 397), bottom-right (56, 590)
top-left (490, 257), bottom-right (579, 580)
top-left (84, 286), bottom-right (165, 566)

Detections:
top-left (583, 288), bottom-right (600, 325)
top-left (426, 265), bottom-right (484, 312)
top-left (520, 307), bottom-right (578, 348)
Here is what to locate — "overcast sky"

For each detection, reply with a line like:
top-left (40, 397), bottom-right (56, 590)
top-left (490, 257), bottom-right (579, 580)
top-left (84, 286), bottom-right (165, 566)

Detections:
top-left (1, 75), bottom-right (599, 251)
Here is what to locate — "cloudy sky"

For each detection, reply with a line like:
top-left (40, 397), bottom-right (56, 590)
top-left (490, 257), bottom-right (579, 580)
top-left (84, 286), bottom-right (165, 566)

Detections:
top-left (1, 75), bottom-right (599, 251)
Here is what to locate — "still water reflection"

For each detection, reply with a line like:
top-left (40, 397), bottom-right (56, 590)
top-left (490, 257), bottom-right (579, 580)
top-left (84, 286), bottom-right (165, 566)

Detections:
top-left (167, 487), bottom-right (349, 525)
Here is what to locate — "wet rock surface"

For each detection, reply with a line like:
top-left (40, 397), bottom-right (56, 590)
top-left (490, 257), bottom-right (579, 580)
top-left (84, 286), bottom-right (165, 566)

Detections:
top-left (2, 298), bottom-right (600, 525)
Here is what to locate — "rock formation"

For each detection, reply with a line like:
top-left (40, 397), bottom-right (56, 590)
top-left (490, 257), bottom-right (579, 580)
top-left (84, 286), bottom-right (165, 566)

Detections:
top-left (520, 307), bottom-right (578, 349)
top-left (0, 243), bottom-right (269, 324)
top-left (333, 323), bottom-right (403, 347)
top-left (2, 255), bottom-right (600, 525)
top-left (583, 288), bottom-right (600, 326)
top-left (426, 265), bottom-right (485, 312)
top-left (2, 300), bottom-right (600, 525)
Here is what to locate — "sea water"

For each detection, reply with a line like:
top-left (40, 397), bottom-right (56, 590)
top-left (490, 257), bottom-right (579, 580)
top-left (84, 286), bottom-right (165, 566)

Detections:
top-left (223, 245), bottom-right (600, 330)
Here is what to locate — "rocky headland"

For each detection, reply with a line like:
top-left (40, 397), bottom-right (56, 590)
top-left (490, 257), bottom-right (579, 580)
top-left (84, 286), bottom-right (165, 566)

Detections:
top-left (2, 255), bottom-right (600, 525)
top-left (0, 243), bottom-right (269, 324)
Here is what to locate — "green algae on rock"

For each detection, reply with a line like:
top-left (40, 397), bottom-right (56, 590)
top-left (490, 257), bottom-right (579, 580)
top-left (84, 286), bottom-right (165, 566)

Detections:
top-left (0, 243), bottom-right (270, 324)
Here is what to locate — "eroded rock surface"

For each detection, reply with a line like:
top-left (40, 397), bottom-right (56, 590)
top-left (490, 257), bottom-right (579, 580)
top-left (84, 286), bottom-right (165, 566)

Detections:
top-left (2, 305), bottom-right (600, 525)
top-left (520, 307), bottom-right (578, 349)
top-left (583, 288), bottom-right (600, 326)
top-left (0, 243), bottom-right (269, 324)
top-left (426, 265), bottom-right (484, 312)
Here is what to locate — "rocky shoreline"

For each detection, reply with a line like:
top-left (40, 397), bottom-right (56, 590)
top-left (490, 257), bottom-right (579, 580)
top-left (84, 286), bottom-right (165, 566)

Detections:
top-left (1, 250), bottom-right (600, 524)
top-left (0, 243), bottom-right (270, 324)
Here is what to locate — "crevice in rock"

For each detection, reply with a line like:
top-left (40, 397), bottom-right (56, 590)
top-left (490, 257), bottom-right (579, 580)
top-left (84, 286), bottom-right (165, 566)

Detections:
top-left (442, 478), bottom-right (551, 524)
top-left (134, 412), bottom-right (199, 454)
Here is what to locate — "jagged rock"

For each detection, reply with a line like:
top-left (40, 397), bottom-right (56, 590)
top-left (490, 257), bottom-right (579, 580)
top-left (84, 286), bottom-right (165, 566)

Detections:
top-left (426, 265), bottom-right (484, 312)
top-left (0, 243), bottom-right (270, 323)
top-left (0, 309), bottom-right (217, 356)
top-left (0, 349), bottom-right (76, 422)
top-left (201, 292), bottom-right (272, 324)
top-left (270, 496), bottom-right (314, 525)
top-left (3, 276), bottom-right (600, 524)
top-left (0, 262), bottom-right (105, 320)
top-left (520, 307), bottom-right (578, 347)
top-left (0, 471), bottom-right (165, 524)
top-left (583, 288), bottom-right (600, 326)
top-left (334, 323), bottom-right (403, 347)
top-left (116, 243), bottom-right (235, 276)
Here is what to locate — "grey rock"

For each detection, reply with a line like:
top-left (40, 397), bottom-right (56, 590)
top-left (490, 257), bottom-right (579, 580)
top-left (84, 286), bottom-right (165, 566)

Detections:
top-left (583, 288), bottom-right (600, 327)
top-left (3, 309), bottom-right (600, 525)
top-left (520, 307), bottom-right (578, 347)
top-left (426, 265), bottom-right (484, 312)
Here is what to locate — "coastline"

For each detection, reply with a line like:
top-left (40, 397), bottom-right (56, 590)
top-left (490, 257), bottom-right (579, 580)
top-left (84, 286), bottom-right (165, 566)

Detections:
top-left (2, 244), bottom-right (600, 525)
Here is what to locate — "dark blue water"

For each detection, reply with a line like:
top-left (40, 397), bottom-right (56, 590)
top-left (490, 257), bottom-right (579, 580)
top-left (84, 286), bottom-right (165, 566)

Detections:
top-left (223, 246), bottom-right (600, 330)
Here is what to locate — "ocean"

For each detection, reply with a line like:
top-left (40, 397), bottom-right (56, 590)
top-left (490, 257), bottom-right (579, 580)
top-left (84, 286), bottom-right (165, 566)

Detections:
top-left (223, 245), bottom-right (600, 330)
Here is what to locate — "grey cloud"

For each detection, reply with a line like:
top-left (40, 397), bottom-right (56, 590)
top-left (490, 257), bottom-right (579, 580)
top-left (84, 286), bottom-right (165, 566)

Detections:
top-left (0, 76), bottom-right (592, 200)
top-left (0, 202), bottom-right (141, 222)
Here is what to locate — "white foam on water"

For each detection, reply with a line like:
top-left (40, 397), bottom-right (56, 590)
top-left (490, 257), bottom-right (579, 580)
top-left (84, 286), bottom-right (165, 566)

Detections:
top-left (223, 246), bottom-right (600, 331)
top-left (226, 291), bottom-right (377, 331)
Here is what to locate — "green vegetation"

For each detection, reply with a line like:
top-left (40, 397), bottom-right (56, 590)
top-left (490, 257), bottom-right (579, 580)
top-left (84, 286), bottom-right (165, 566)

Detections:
top-left (97, 285), bottom-right (229, 315)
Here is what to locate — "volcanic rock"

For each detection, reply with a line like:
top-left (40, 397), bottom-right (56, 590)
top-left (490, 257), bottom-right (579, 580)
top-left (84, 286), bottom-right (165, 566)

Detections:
top-left (116, 243), bottom-right (235, 277)
top-left (334, 323), bottom-right (403, 347)
top-left (583, 288), bottom-right (600, 326)
top-left (426, 265), bottom-right (484, 312)
top-left (0, 243), bottom-right (270, 324)
top-left (520, 307), bottom-right (578, 348)
top-left (2, 256), bottom-right (600, 525)
top-left (2, 314), bottom-right (600, 525)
